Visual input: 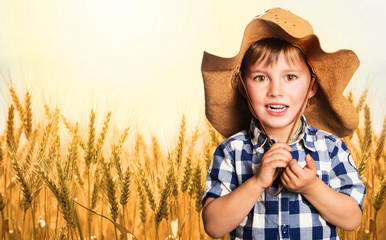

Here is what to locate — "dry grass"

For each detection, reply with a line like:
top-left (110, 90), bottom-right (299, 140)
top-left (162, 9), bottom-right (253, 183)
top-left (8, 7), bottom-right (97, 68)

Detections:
top-left (0, 88), bottom-right (384, 240)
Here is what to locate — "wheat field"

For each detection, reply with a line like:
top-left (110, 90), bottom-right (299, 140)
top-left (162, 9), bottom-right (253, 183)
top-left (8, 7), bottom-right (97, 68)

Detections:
top-left (0, 88), bottom-right (384, 240)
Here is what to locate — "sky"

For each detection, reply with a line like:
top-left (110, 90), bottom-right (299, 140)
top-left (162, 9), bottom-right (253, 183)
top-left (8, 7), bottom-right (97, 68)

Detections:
top-left (0, 0), bottom-right (385, 144)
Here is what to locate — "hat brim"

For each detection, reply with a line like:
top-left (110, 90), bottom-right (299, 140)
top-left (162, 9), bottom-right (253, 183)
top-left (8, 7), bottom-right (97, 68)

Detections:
top-left (202, 18), bottom-right (359, 138)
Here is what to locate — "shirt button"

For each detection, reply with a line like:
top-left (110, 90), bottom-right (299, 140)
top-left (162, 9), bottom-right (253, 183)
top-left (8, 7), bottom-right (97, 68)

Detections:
top-left (282, 224), bottom-right (288, 234)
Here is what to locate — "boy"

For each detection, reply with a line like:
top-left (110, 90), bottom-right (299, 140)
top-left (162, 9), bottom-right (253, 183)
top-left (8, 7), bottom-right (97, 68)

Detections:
top-left (201, 8), bottom-right (366, 239)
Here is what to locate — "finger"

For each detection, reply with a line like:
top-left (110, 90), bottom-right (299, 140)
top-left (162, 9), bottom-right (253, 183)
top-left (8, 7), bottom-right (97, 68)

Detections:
top-left (263, 152), bottom-right (292, 164)
top-left (266, 159), bottom-right (290, 170)
top-left (304, 154), bottom-right (317, 172)
top-left (281, 171), bottom-right (290, 185)
top-left (287, 159), bottom-right (303, 178)
top-left (284, 160), bottom-right (300, 180)
top-left (264, 148), bottom-right (293, 160)
top-left (268, 142), bottom-right (292, 152)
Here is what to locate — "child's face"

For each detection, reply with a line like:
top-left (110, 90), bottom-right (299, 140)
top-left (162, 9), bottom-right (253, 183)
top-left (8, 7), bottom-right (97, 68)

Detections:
top-left (244, 53), bottom-right (317, 140)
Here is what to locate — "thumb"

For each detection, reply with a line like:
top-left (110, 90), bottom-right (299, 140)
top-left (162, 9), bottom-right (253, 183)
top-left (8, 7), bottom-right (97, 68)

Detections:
top-left (304, 154), bottom-right (317, 172)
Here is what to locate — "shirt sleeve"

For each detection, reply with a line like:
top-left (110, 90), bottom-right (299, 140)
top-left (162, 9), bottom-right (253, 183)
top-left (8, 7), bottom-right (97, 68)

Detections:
top-left (202, 142), bottom-right (238, 204)
top-left (328, 138), bottom-right (366, 211)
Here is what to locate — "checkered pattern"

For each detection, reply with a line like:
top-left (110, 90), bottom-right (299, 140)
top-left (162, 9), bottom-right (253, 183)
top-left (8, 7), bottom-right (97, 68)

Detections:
top-left (203, 116), bottom-right (366, 240)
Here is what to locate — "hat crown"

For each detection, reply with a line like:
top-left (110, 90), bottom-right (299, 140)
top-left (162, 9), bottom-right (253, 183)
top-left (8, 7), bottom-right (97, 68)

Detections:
top-left (254, 8), bottom-right (314, 38)
top-left (202, 8), bottom-right (359, 138)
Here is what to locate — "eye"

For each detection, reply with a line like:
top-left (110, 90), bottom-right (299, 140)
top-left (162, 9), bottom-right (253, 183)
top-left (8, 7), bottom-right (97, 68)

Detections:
top-left (285, 74), bottom-right (297, 81)
top-left (254, 75), bottom-right (267, 82)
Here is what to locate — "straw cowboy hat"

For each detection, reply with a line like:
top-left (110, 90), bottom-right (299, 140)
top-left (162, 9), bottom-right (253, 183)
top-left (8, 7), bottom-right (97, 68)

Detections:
top-left (201, 8), bottom-right (359, 138)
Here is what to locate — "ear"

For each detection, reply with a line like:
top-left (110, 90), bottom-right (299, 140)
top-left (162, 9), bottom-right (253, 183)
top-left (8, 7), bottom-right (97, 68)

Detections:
top-left (308, 81), bottom-right (319, 98)
top-left (237, 76), bottom-right (248, 99)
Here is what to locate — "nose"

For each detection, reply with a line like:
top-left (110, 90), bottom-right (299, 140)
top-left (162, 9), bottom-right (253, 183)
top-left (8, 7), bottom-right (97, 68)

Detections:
top-left (267, 80), bottom-right (283, 97)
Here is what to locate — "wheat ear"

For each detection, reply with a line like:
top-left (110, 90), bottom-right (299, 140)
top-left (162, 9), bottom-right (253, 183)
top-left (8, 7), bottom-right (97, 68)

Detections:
top-left (6, 105), bottom-right (16, 154)
top-left (375, 117), bottom-right (386, 162)
top-left (9, 87), bottom-right (25, 122)
top-left (7, 105), bottom-right (33, 212)
top-left (181, 156), bottom-right (192, 193)
top-left (355, 89), bottom-right (368, 113)
top-left (101, 157), bottom-right (119, 222)
top-left (0, 192), bottom-right (5, 214)
top-left (346, 90), bottom-right (354, 104)
top-left (167, 153), bottom-right (179, 199)
top-left (95, 112), bottom-right (111, 163)
top-left (56, 226), bottom-right (67, 240)
top-left (23, 91), bottom-right (33, 139)
top-left (204, 144), bottom-right (212, 171)
top-left (374, 176), bottom-right (386, 212)
top-left (85, 109), bottom-right (96, 168)
top-left (136, 178), bottom-right (147, 225)
top-left (176, 115), bottom-right (186, 168)
top-left (360, 105), bottom-right (373, 153)
top-left (192, 162), bottom-right (204, 212)
top-left (137, 163), bottom-right (156, 211)
top-left (155, 165), bottom-right (173, 228)
top-left (120, 165), bottom-right (131, 207)
top-left (152, 136), bottom-right (163, 169)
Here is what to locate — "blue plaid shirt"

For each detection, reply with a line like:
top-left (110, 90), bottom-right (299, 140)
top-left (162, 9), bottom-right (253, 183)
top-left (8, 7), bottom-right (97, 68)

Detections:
top-left (203, 116), bottom-right (366, 240)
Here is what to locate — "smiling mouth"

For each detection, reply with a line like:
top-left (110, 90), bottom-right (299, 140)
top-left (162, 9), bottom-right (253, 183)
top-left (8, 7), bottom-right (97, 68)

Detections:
top-left (266, 104), bottom-right (288, 112)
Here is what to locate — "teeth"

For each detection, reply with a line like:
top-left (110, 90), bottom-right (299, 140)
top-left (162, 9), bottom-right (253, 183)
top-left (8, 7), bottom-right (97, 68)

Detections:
top-left (267, 105), bottom-right (287, 112)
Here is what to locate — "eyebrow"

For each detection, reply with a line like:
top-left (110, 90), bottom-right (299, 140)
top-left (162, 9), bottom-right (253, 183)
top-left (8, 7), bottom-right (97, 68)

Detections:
top-left (247, 69), bottom-right (302, 74)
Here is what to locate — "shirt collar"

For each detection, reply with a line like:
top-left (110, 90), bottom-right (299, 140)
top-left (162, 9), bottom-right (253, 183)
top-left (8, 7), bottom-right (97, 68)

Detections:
top-left (248, 115), bottom-right (316, 152)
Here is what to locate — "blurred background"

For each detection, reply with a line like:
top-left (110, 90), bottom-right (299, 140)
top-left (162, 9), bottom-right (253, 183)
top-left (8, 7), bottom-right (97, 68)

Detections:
top-left (0, 0), bottom-right (385, 147)
top-left (0, 1), bottom-right (385, 239)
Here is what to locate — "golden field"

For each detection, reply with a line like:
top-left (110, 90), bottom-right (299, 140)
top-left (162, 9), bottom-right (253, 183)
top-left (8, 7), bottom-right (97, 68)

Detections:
top-left (0, 88), bottom-right (385, 240)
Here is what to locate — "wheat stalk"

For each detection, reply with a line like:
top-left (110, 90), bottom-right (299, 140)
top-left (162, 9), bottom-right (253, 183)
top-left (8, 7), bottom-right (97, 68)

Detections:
top-left (37, 167), bottom-right (77, 238)
top-left (10, 87), bottom-right (25, 122)
top-left (23, 91), bottom-right (33, 139)
top-left (85, 109), bottom-right (96, 168)
top-left (204, 143), bottom-right (212, 171)
top-left (187, 126), bottom-right (199, 156)
top-left (0, 145), bottom-right (3, 165)
top-left (168, 153), bottom-right (179, 199)
top-left (176, 115), bottom-right (186, 168)
top-left (6, 105), bottom-right (34, 216)
top-left (112, 144), bottom-right (123, 181)
top-left (47, 111), bottom-right (61, 164)
top-left (355, 88), bottom-right (368, 113)
top-left (192, 162), bottom-right (204, 212)
top-left (6, 105), bottom-right (16, 154)
top-left (120, 164), bottom-right (131, 229)
top-left (155, 165), bottom-right (173, 228)
top-left (181, 156), bottom-right (192, 193)
top-left (136, 178), bottom-right (147, 234)
top-left (137, 163), bottom-right (156, 212)
top-left (67, 124), bottom-right (83, 186)
top-left (152, 136), bottom-right (163, 170)
top-left (56, 226), bottom-right (67, 240)
top-left (120, 165), bottom-right (131, 207)
top-left (101, 157), bottom-right (119, 223)
top-left (360, 105), bottom-right (372, 153)
top-left (117, 127), bottom-right (130, 150)
top-left (346, 90), bottom-right (354, 104)
top-left (23, 130), bottom-right (37, 167)
top-left (90, 172), bottom-right (100, 211)
top-left (374, 117), bottom-right (386, 162)
top-left (95, 112), bottom-right (111, 163)
top-left (374, 176), bottom-right (386, 212)
top-left (0, 192), bottom-right (5, 214)
top-left (36, 119), bottom-right (53, 166)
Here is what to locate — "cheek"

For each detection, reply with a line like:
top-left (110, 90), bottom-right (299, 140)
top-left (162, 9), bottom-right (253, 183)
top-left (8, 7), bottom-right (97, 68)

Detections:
top-left (288, 84), bottom-right (309, 102)
top-left (248, 87), bottom-right (265, 104)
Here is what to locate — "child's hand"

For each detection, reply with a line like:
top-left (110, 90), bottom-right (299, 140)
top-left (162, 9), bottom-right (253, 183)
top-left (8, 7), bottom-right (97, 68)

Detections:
top-left (281, 154), bottom-right (317, 193)
top-left (254, 143), bottom-right (292, 189)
